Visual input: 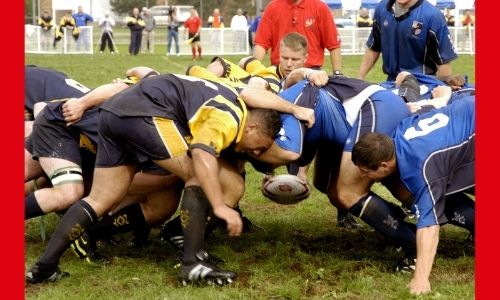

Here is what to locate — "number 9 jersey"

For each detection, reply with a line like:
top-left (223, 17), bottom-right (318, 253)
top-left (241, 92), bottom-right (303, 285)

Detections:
top-left (394, 96), bottom-right (475, 229)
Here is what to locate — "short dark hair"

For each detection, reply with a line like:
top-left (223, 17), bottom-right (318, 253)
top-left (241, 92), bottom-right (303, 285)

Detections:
top-left (251, 108), bottom-right (281, 139)
top-left (351, 133), bottom-right (395, 170)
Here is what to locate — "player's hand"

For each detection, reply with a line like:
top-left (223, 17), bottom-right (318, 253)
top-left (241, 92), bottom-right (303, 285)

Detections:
top-left (62, 98), bottom-right (85, 125)
top-left (406, 102), bottom-right (421, 114)
top-left (445, 74), bottom-right (465, 90)
top-left (292, 106), bottom-right (315, 128)
top-left (407, 277), bottom-right (431, 295)
top-left (307, 70), bottom-right (329, 87)
top-left (431, 85), bottom-right (452, 99)
top-left (213, 205), bottom-right (243, 237)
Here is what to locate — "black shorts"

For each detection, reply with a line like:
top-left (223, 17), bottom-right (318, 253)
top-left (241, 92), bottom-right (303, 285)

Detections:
top-left (96, 110), bottom-right (189, 167)
top-left (27, 112), bottom-right (83, 165)
top-left (189, 32), bottom-right (200, 43)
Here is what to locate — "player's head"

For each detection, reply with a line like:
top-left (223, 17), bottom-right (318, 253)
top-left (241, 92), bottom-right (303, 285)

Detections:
top-left (234, 108), bottom-right (281, 157)
top-left (278, 32), bottom-right (308, 77)
top-left (351, 133), bottom-right (396, 181)
top-left (78, 6), bottom-right (83, 13)
top-left (132, 7), bottom-right (140, 16)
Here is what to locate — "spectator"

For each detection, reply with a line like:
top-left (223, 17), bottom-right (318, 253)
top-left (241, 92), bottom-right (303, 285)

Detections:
top-left (73, 5), bottom-right (93, 51)
top-left (358, 0), bottom-right (457, 83)
top-left (166, 7), bottom-right (180, 56)
top-left (249, 9), bottom-right (264, 49)
top-left (207, 8), bottom-right (224, 28)
top-left (98, 11), bottom-right (115, 53)
top-left (231, 8), bottom-right (248, 52)
top-left (207, 8), bottom-right (224, 53)
top-left (460, 9), bottom-right (475, 50)
top-left (445, 11), bottom-right (455, 27)
top-left (37, 10), bottom-right (53, 51)
top-left (461, 9), bottom-right (475, 27)
top-left (356, 7), bottom-right (373, 27)
top-left (54, 11), bottom-right (78, 49)
top-left (254, 0), bottom-right (342, 75)
top-left (184, 8), bottom-right (202, 61)
top-left (126, 7), bottom-right (145, 55)
top-left (142, 9), bottom-right (156, 53)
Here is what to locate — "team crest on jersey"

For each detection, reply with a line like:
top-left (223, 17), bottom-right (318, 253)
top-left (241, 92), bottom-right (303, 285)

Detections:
top-left (411, 21), bottom-right (423, 36)
top-left (305, 18), bottom-right (314, 28)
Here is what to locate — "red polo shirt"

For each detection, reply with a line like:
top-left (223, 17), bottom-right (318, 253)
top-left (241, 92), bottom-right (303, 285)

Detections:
top-left (184, 15), bottom-right (202, 34)
top-left (254, 0), bottom-right (341, 68)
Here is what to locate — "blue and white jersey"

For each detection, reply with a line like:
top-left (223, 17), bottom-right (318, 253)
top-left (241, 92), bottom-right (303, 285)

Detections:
top-left (275, 77), bottom-right (371, 154)
top-left (25, 65), bottom-right (90, 119)
top-left (380, 73), bottom-right (475, 100)
top-left (394, 96), bottom-right (475, 228)
top-left (367, 0), bottom-right (457, 80)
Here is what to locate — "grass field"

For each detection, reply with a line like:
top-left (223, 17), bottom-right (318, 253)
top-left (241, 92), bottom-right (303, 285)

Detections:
top-left (25, 51), bottom-right (475, 300)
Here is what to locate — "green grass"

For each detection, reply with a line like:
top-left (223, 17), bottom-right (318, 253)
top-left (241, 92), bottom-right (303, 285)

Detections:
top-left (25, 53), bottom-right (475, 299)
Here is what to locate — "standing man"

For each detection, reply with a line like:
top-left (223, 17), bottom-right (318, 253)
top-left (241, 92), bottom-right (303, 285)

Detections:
top-left (207, 8), bottom-right (224, 53)
top-left (126, 7), bottom-right (145, 55)
top-left (231, 9), bottom-right (248, 52)
top-left (73, 6), bottom-right (93, 51)
top-left (352, 96), bottom-right (475, 295)
top-left (166, 7), bottom-right (180, 56)
top-left (142, 9), bottom-right (156, 53)
top-left (253, 0), bottom-right (342, 74)
top-left (98, 12), bottom-right (115, 53)
top-left (37, 11), bottom-right (53, 51)
top-left (358, 0), bottom-right (458, 83)
top-left (184, 8), bottom-right (202, 61)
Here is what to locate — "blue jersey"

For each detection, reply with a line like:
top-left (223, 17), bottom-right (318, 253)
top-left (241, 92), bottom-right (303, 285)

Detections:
top-left (73, 12), bottom-right (93, 27)
top-left (380, 73), bottom-right (475, 100)
top-left (276, 78), bottom-right (371, 154)
top-left (394, 96), bottom-right (475, 228)
top-left (367, 0), bottom-right (457, 80)
top-left (25, 66), bottom-right (90, 119)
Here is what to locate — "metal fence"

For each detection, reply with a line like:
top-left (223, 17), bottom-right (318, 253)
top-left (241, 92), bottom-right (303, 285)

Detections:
top-left (25, 25), bottom-right (475, 56)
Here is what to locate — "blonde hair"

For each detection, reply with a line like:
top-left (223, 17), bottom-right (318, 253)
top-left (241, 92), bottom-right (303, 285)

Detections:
top-left (280, 32), bottom-right (308, 55)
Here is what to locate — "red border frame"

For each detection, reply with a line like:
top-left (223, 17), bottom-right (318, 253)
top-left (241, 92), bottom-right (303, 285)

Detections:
top-left (3, 0), bottom-right (24, 298)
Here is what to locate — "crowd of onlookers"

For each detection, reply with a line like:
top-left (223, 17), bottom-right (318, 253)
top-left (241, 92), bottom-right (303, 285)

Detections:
top-left (36, 5), bottom-right (475, 56)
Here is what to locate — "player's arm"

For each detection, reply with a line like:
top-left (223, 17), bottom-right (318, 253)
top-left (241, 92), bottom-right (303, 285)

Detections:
top-left (239, 87), bottom-right (315, 128)
top-left (284, 68), bottom-right (329, 89)
top-left (33, 102), bottom-right (48, 118)
top-left (125, 66), bottom-right (160, 79)
top-left (191, 148), bottom-right (243, 236)
top-left (328, 47), bottom-right (342, 75)
top-left (436, 63), bottom-right (454, 83)
top-left (253, 45), bottom-right (267, 61)
top-left (408, 224), bottom-right (440, 295)
top-left (358, 48), bottom-right (380, 80)
top-left (62, 81), bottom-right (129, 125)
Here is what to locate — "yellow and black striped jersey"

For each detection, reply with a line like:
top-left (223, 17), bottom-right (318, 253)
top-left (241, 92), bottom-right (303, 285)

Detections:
top-left (209, 57), bottom-right (283, 94)
top-left (100, 74), bottom-right (247, 156)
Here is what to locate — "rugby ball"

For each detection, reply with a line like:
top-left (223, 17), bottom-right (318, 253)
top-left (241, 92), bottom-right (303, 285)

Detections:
top-left (262, 174), bottom-right (311, 205)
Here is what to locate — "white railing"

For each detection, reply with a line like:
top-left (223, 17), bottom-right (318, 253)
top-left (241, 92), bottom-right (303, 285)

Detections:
top-left (25, 25), bottom-right (474, 56)
top-left (336, 27), bottom-right (475, 55)
top-left (25, 25), bottom-right (94, 54)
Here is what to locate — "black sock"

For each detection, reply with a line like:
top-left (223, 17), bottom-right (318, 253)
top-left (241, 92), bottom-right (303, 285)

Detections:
top-left (25, 192), bottom-right (44, 220)
top-left (88, 203), bottom-right (147, 241)
top-left (445, 192), bottom-right (475, 233)
top-left (350, 193), bottom-right (416, 255)
top-left (162, 215), bottom-right (183, 238)
top-left (37, 200), bottom-right (97, 270)
top-left (181, 186), bottom-right (209, 265)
